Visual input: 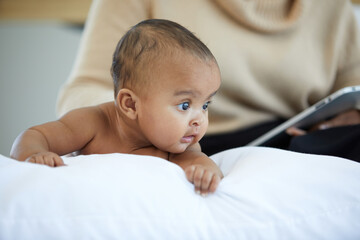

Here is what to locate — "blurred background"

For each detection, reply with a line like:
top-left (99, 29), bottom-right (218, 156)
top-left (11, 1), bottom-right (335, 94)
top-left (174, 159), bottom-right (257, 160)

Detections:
top-left (1, 0), bottom-right (360, 157)
top-left (0, 0), bottom-right (91, 156)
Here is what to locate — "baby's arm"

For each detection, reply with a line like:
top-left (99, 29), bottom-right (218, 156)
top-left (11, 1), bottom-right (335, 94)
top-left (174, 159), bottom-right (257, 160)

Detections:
top-left (10, 107), bottom-right (100, 166)
top-left (169, 143), bottom-right (223, 196)
top-left (10, 127), bottom-right (65, 166)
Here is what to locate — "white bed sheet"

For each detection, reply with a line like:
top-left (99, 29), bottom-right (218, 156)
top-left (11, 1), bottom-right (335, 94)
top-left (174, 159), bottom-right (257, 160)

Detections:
top-left (1, 146), bottom-right (360, 239)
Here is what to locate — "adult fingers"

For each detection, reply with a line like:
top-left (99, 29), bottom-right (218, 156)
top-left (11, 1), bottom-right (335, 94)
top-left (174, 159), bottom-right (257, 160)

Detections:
top-left (286, 127), bottom-right (306, 136)
top-left (316, 109), bottom-right (360, 130)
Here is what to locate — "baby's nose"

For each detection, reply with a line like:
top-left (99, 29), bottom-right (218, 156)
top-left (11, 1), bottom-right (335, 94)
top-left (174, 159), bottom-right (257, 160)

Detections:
top-left (190, 112), bottom-right (205, 127)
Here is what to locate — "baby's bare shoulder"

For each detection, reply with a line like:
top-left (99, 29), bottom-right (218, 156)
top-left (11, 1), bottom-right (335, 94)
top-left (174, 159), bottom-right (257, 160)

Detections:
top-left (59, 102), bottom-right (114, 128)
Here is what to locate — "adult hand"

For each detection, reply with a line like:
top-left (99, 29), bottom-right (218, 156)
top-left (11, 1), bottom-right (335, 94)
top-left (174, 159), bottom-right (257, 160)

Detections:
top-left (286, 109), bottom-right (360, 136)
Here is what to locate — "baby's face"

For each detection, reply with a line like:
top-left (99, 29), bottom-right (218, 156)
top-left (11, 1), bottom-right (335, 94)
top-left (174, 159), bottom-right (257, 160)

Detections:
top-left (136, 53), bottom-right (221, 153)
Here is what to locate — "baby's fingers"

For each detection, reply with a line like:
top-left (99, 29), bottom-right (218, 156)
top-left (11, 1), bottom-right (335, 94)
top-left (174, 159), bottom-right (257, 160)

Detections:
top-left (193, 167), bottom-right (205, 194)
top-left (185, 165), bottom-right (220, 196)
top-left (200, 171), bottom-right (214, 195)
top-left (185, 165), bottom-right (205, 194)
top-left (25, 156), bottom-right (38, 164)
top-left (43, 154), bottom-right (64, 167)
top-left (208, 174), bottom-right (221, 193)
top-left (29, 155), bottom-right (46, 165)
top-left (25, 153), bottom-right (64, 167)
top-left (53, 156), bottom-right (65, 167)
top-left (185, 165), bottom-right (196, 183)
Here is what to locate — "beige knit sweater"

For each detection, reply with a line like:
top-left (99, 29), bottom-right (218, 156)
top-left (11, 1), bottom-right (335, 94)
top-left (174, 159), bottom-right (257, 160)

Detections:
top-left (57, 0), bottom-right (360, 134)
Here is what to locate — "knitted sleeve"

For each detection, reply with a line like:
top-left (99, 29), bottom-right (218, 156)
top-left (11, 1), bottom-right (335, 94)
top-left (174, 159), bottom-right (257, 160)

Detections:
top-left (332, 0), bottom-right (360, 92)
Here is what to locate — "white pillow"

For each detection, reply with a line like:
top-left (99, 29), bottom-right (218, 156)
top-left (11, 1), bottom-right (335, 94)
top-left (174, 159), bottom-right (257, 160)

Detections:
top-left (0, 147), bottom-right (360, 239)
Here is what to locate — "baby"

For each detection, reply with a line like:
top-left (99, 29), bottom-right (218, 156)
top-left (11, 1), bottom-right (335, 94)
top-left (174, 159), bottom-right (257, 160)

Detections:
top-left (10, 19), bottom-right (222, 195)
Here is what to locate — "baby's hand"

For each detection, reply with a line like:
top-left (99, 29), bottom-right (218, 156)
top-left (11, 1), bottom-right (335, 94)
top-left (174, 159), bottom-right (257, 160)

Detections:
top-left (184, 164), bottom-right (222, 197)
top-left (25, 152), bottom-right (65, 167)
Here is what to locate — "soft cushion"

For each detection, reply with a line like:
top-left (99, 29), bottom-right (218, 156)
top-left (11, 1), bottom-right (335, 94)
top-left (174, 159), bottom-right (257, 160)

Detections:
top-left (0, 147), bottom-right (359, 239)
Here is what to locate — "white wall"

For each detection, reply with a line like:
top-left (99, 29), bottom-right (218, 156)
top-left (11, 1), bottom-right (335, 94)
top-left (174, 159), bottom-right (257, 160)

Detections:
top-left (0, 21), bottom-right (82, 156)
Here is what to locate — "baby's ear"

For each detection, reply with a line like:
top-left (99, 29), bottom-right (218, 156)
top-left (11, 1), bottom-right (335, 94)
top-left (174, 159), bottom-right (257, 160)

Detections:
top-left (116, 89), bottom-right (138, 120)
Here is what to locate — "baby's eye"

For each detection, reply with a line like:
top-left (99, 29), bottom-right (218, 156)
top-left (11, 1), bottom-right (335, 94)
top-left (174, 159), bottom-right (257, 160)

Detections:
top-left (177, 102), bottom-right (190, 111)
top-left (202, 101), bottom-right (211, 110)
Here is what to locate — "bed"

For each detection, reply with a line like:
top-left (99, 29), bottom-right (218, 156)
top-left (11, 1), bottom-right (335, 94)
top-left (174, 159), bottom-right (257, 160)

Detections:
top-left (1, 146), bottom-right (360, 239)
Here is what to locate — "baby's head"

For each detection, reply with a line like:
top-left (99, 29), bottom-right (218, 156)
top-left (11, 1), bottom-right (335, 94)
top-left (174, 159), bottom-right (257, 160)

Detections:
top-left (111, 19), bottom-right (221, 153)
top-left (111, 19), bottom-right (217, 97)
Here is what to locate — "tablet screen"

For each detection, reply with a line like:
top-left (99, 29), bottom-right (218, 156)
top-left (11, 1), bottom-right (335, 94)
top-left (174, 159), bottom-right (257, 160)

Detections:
top-left (247, 85), bottom-right (360, 147)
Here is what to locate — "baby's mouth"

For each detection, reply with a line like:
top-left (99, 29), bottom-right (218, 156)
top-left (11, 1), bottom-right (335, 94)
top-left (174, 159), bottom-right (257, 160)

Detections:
top-left (181, 135), bottom-right (195, 143)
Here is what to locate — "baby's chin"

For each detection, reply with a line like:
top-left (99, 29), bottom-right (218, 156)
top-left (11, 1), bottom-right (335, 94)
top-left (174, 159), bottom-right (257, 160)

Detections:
top-left (171, 143), bottom-right (198, 154)
top-left (159, 144), bottom-right (190, 155)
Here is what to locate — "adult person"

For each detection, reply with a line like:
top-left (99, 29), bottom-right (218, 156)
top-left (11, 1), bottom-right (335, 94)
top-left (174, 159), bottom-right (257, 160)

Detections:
top-left (57, 0), bottom-right (360, 159)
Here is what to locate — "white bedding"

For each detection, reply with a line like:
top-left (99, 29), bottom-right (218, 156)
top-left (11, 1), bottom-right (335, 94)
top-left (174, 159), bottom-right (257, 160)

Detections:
top-left (1, 146), bottom-right (360, 239)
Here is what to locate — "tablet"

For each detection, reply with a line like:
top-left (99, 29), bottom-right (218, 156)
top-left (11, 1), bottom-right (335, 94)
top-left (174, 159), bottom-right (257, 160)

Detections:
top-left (247, 85), bottom-right (360, 147)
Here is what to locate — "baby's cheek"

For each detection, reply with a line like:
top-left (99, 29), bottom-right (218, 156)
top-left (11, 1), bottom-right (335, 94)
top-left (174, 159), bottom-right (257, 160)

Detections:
top-left (198, 121), bottom-right (208, 141)
top-left (203, 118), bottom-right (209, 132)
